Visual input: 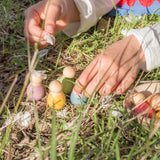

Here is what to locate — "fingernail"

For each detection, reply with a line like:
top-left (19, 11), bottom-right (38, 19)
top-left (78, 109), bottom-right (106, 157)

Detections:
top-left (103, 84), bottom-right (112, 95)
top-left (45, 25), bottom-right (54, 34)
top-left (116, 88), bottom-right (122, 94)
top-left (82, 91), bottom-right (88, 98)
top-left (72, 90), bottom-right (79, 95)
top-left (106, 84), bottom-right (112, 91)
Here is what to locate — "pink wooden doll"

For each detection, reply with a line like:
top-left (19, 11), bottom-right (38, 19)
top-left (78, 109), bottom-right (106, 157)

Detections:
top-left (26, 70), bottom-right (46, 101)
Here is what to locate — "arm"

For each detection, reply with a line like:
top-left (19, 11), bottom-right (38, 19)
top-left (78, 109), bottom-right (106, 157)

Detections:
top-left (24, 0), bottom-right (120, 48)
top-left (24, 0), bottom-right (80, 48)
top-left (73, 23), bottom-right (160, 96)
top-left (73, 35), bottom-right (146, 96)
top-left (63, 0), bottom-right (120, 36)
top-left (127, 23), bottom-right (160, 71)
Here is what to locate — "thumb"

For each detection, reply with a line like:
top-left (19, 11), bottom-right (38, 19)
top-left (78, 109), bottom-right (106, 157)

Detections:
top-left (44, 2), bottom-right (62, 34)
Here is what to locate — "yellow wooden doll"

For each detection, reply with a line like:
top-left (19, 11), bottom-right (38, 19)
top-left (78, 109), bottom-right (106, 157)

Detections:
top-left (47, 80), bottom-right (66, 110)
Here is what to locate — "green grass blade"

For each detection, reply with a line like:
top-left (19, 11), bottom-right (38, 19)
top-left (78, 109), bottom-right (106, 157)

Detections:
top-left (115, 143), bottom-right (120, 160)
top-left (68, 114), bottom-right (83, 160)
top-left (50, 106), bottom-right (57, 160)
top-left (34, 102), bottom-right (43, 160)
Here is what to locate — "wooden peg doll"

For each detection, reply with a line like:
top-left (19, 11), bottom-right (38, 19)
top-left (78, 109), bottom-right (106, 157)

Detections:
top-left (59, 66), bottom-right (76, 94)
top-left (26, 70), bottom-right (46, 101)
top-left (70, 90), bottom-right (88, 106)
top-left (47, 80), bottom-right (66, 110)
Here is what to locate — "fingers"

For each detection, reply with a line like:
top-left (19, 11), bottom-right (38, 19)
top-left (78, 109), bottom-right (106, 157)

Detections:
top-left (73, 57), bottom-right (99, 95)
top-left (73, 53), bottom-right (119, 96)
top-left (24, 22), bottom-right (48, 48)
top-left (81, 58), bottom-right (120, 96)
top-left (99, 78), bottom-right (118, 96)
top-left (24, 6), bottom-right (45, 37)
top-left (53, 20), bottom-right (69, 34)
top-left (73, 55), bottom-right (117, 96)
top-left (24, 1), bottom-right (63, 48)
top-left (24, 7), bottom-right (48, 48)
top-left (99, 65), bottom-right (139, 96)
top-left (24, 0), bottom-right (70, 49)
top-left (115, 66), bottom-right (139, 95)
top-left (81, 55), bottom-right (140, 97)
top-left (90, 65), bottom-right (121, 96)
top-left (44, 1), bottom-right (61, 34)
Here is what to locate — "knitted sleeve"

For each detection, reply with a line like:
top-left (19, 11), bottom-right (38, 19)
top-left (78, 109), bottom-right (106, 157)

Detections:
top-left (127, 23), bottom-right (160, 71)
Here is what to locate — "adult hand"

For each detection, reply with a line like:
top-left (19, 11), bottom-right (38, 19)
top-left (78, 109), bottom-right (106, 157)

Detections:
top-left (24, 0), bottom-right (80, 49)
top-left (73, 35), bottom-right (146, 96)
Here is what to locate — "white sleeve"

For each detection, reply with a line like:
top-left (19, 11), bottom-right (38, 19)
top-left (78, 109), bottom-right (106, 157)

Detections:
top-left (63, 0), bottom-right (120, 37)
top-left (127, 23), bottom-right (160, 71)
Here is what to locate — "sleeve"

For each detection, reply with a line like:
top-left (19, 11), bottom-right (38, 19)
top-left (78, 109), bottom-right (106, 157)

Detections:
top-left (63, 0), bottom-right (120, 37)
top-left (127, 23), bottom-right (160, 71)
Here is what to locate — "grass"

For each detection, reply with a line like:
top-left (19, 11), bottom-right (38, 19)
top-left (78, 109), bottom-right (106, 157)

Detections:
top-left (1, 0), bottom-right (160, 159)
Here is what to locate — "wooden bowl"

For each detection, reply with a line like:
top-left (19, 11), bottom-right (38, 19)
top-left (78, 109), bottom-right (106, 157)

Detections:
top-left (124, 81), bottom-right (160, 128)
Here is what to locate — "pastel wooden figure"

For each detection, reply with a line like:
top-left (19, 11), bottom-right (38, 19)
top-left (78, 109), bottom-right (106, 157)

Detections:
top-left (150, 94), bottom-right (160, 111)
top-left (134, 102), bottom-right (153, 118)
top-left (59, 66), bottom-right (76, 95)
top-left (26, 70), bottom-right (46, 101)
top-left (47, 80), bottom-right (66, 110)
top-left (132, 92), bottom-right (146, 105)
top-left (70, 91), bottom-right (88, 106)
top-left (155, 111), bottom-right (160, 119)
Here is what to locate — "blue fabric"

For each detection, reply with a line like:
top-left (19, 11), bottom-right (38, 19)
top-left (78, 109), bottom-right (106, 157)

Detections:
top-left (109, 0), bottom-right (160, 16)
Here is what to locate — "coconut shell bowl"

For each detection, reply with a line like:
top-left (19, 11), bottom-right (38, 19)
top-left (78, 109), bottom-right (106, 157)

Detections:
top-left (124, 81), bottom-right (160, 129)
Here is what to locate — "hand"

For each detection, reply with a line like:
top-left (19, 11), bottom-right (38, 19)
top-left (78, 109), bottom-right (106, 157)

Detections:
top-left (24, 0), bottom-right (80, 49)
top-left (73, 35), bottom-right (146, 96)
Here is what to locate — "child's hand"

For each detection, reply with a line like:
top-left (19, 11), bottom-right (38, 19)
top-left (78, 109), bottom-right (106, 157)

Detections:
top-left (24, 0), bottom-right (79, 49)
top-left (73, 35), bottom-right (146, 96)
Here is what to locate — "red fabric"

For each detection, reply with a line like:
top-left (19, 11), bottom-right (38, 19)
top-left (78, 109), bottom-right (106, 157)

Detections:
top-left (117, 0), bottom-right (160, 7)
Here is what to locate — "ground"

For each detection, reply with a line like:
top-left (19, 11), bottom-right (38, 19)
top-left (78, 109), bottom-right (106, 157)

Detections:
top-left (1, 0), bottom-right (160, 159)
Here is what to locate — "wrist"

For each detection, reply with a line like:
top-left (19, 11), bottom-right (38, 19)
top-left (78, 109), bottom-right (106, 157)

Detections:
top-left (129, 35), bottom-right (146, 70)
